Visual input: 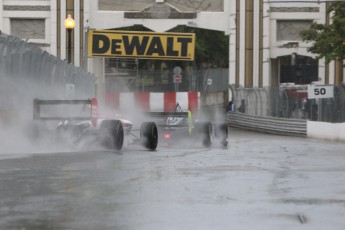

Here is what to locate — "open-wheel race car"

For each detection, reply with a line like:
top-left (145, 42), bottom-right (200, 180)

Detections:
top-left (148, 103), bottom-right (228, 148)
top-left (30, 98), bottom-right (158, 151)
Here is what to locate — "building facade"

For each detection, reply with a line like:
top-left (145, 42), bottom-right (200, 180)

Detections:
top-left (0, 0), bottom-right (343, 98)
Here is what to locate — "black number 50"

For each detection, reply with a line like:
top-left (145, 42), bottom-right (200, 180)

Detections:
top-left (314, 88), bottom-right (326, 95)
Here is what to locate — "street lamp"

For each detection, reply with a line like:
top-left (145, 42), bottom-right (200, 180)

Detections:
top-left (64, 14), bottom-right (75, 63)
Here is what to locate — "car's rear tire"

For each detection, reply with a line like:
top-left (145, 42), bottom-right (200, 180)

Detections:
top-left (216, 123), bottom-right (228, 147)
top-left (100, 120), bottom-right (124, 151)
top-left (140, 122), bottom-right (158, 150)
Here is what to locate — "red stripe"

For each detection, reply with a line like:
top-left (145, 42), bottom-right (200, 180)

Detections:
top-left (105, 92), bottom-right (120, 110)
top-left (135, 92), bottom-right (150, 111)
top-left (164, 92), bottom-right (176, 112)
top-left (188, 91), bottom-right (198, 113)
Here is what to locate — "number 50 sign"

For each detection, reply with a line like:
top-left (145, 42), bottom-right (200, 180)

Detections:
top-left (307, 85), bottom-right (334, 99)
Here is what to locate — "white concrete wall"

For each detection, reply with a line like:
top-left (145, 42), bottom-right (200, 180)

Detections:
top-left (308, 121), bottom-right (345, 142)
top-left (87, 0), bottom-right (229, 33)
top-left (266, 2), bottom-right (336, 87)
top-left (228, 0), bottom-right (236, 86)
top-left (269, 2), bottom-right (323, 59)
top-left (1, 0), bottom-right (51, 52)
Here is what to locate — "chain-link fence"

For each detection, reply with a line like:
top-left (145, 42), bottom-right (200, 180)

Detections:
top-left (0, 32), bottom-right (96, 123)
top-left (229, 84), bottom-right (345, 123)
top-left (105, 67), bottom-right (229, 93)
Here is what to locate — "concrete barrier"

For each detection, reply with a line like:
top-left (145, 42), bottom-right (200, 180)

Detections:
top-left (307, 121), bottom-right (345, 142)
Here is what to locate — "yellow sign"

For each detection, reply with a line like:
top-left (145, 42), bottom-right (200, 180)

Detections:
top-left (88, 30), bottom-right (195, 60)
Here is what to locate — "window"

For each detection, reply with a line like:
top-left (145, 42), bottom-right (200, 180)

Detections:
top-left (10, 19), bottom-right (45, 39)
top-left (277, 20), bottom-right (312, 41)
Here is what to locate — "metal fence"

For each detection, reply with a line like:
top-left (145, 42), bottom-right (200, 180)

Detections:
top-left (0, 32), bottom-right (96, 122)
top-left (105, 67), bottom-right (229, 93)
top-left (227, 112), bottom-right (307, 137)
top-left (229, 84), bottom-right (345, 123)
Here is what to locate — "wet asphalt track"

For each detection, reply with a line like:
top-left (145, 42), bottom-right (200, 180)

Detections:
top-left (1, 128), bottom-right (345, 230)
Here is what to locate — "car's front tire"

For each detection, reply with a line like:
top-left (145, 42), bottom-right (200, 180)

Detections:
top-left (195, 121), bottom-right (212, 147)
top-left (140, 122), bottom-right (158, 150)
top-left (216, 123), bottom-right (228, 147)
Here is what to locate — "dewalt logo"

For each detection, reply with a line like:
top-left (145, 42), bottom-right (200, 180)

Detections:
top-left (88, 30), bottom-right (195, 61)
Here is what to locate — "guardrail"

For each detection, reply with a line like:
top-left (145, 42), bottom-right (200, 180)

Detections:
top-left (227, 112), bottom-right (307, 137)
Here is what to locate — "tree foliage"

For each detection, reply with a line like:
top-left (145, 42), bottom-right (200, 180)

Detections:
top-left (171, 25), bottom-right (229, 68)
top-left (118, 25), bottom-right (229, 68)
top-left (301, 2), bottom-right (345, 63)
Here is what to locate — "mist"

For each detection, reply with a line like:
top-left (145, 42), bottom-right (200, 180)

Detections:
top-left (0, 75), bottom-right (95, 156)
top-left (0, 73), bottom-right (226, 156)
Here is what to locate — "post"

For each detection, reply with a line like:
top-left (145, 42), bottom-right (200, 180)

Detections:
top-left (67, 28), bottom-right (72, 63)
top-left (64, 14), bottom-right (75, 64)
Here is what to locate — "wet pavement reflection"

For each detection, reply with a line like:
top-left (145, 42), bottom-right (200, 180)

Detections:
top-left (1, 128), bottom-right (345, 230)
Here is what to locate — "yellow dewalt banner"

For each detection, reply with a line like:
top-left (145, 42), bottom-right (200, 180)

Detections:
top-left (88, 30), bottom-right (195, 60)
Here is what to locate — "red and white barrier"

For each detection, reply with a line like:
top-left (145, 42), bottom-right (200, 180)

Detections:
top-left (105, 92), bottom-right (199, 113)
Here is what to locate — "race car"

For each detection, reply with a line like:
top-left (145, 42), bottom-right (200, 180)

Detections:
top-left (30, 98), bottom-right (158, 151)
top-left (148, 103), bottom-right (228, 148)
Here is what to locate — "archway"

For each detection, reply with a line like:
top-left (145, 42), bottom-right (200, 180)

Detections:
top-left (278, 54), bottom-right (318, 85)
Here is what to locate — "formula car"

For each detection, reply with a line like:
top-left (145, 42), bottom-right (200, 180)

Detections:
top-left (30, 98), bottom-right (158, 151)
top-left (149, 103), bottom-right (228, 148)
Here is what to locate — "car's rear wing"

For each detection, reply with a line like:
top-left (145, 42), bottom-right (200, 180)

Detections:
top-left (33, 98), bottom-right (99, 126)
top-left (145, 112), bottom-right (189, 118)
top-left (145, 111), bottom-right (193, 130)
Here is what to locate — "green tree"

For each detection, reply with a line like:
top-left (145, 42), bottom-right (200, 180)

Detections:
top-left (117, 25), bottom-right (229, 68)
top-left (301, 2), bottom-right (345, 63)
top-left (171, 25), bottom-right (229, 68)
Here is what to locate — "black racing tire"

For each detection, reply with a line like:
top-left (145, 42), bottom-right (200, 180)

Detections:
top-left (100, 120), bottom-right (124, 151)
top-left (140, 122), bottom-right (158, 150)
top-left (195, 121), bottom-right (212, 147)
top-left (217, 123), bottom-right (228, 147)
